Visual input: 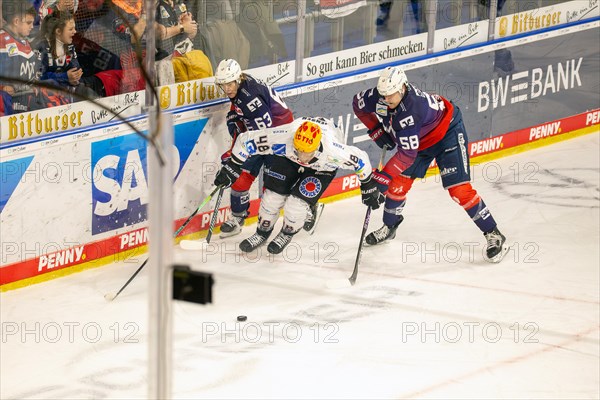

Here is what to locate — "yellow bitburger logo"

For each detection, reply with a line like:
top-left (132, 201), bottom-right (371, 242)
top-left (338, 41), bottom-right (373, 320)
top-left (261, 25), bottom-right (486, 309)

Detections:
top-left (498, 17), bottom-right (508, 37)
top-left (159, 86), bottom-right (171, 110)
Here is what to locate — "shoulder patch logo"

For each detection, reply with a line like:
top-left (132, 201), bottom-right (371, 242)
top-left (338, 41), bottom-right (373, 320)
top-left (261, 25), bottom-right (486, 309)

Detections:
top-left (376, 102), bottom-right (388, 116)
top-left (7, 43), bottom-right (18, 57)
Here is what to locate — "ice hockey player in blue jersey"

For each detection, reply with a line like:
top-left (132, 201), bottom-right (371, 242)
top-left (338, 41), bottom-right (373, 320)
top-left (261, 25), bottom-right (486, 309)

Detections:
top-left (214, 59), bottom-right (296, 238)
top-left (353, 66), bottom-right (507, 262)
top-left (214, 117), bottom-right (384, 254)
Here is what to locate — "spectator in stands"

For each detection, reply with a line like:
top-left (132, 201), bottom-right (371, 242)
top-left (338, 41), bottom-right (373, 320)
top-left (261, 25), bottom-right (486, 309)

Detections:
top-left (478, 0), bottom-right (514, 74)
top-left (34, 10), bottom-right (101, 99)
top-left (0, 0), bottom-right (69, 115)
top-left (155, 0), bottom-right (206, 85)
top-left (377, 0), bottom-right (427, 34)
top-left (90, 0), bottom-right (147, 93)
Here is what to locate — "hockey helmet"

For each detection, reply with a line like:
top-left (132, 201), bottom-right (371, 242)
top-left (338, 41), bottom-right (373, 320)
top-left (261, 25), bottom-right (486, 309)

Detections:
top-left (215, 59), bottom-right (242, 85)
top-left (377, 66), bottom-right (408, 96)
top-left (294, 121), bottom-right (322, 153)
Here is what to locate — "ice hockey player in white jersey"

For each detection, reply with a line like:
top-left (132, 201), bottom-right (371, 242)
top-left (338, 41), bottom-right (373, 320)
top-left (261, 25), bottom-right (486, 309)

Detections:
top-left (214, 117), bottom-right (385, 254)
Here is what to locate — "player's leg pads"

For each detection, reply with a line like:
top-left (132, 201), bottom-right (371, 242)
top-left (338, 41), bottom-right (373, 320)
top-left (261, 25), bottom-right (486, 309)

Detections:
top-left (447, 183), bottom-right (479, 209)
top-left (239, 229), bottom-right (272, 253)
top-left (282, 195), bottom-right (310, 234)
top-left (365, 215), bottom-right (404, 246)
top-left (386, 175), bottom-right (414, 201)
top-left (449, 183), bottom-right (498, 233)
top-left (484, 227), bottom-right (508, 263)
top-left (383, 197), bottom-right (406, 227)
top-left (256, 189), bottom-right (288, 232)
top-left (231, 171), bottom-right (256, 192)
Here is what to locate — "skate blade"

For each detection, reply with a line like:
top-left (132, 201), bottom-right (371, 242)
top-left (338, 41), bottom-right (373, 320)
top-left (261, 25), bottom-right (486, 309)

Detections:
top-left (363, 232), bottom-right (396, 247)
top-left (219, 227), bottom-right (243, 239)
top-left (485, 244), bottom-right (510, 263)
top-left (180, 240), bottom-right (208, 251)
top-left (305, 203), bottom-right (325, 236)
top-left (363, 239), bottom-right (393, 248)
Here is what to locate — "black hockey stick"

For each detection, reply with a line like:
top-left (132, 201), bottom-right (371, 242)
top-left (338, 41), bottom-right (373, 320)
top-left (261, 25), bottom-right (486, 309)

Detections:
top-left (205, 186), bottom-right (226, 244)
top-left (104, 185), bottom-right (223, 301)
top-left (348, 146), bottom-right (388, 286)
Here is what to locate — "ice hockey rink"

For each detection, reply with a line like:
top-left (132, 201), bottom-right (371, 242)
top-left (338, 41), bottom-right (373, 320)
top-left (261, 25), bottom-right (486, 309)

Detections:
top-left (1, 132), bottom-right (598, 399)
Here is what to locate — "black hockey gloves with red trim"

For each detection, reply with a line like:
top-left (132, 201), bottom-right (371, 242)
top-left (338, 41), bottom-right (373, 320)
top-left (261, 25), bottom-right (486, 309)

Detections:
top-left (214, 160), bottom-right (242, 188)
top-left (368, 125), bottom-right (396, 150)
top-left (360, 175), bottom-right (385, 209)
top-left (371, 169), bottom-right (393, 192)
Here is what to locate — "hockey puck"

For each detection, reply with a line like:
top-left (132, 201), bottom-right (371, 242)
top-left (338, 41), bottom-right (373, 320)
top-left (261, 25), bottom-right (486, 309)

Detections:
top-left (237, 315), bottom-right (247, 322)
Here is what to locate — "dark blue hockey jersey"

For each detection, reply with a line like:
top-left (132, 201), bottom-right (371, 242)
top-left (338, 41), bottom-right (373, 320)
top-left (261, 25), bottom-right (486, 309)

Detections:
top-left (0, 28), bottom-right (41, 94)
top-left (353, 83), bottom-right (454, 171)
top-left (229, 74), bottom-right (294, 132)
top-left (35, 40), bottom-right (82, 87)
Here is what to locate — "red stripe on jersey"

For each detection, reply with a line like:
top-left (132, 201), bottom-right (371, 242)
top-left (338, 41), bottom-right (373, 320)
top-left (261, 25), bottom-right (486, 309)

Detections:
top-left (418, 98), bottom-right (454, 150)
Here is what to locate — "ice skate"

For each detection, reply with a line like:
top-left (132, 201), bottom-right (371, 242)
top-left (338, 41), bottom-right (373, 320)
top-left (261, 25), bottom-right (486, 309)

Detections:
top-left (484, 227), bottom-right (508, 263)
top-left (220, 212), bottom-right (247, 238)
top-left (239, 229), bottom-right (271, 252)
top-left (365, 216), bottom-right (404, 246)
top-left (267, 230), bottom-right (295, 254)
top-left (303, 203), bottom-right (325, 235)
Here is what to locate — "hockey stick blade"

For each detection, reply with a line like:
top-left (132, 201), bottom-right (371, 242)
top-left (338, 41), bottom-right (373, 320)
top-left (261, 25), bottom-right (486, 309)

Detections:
top-left (179, 239), bottom-right (211, 251)
top-left (104, 293), bottom-right (117, 301)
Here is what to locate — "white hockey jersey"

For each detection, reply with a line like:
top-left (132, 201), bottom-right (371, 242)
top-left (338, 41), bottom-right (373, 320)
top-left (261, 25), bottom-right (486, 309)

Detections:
top-left (231, 117), bottom-right (373, 181)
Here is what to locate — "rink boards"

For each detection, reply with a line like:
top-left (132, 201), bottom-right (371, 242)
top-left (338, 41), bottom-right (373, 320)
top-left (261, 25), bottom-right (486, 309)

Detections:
top-left (1, 19), bottom-right (599, 290)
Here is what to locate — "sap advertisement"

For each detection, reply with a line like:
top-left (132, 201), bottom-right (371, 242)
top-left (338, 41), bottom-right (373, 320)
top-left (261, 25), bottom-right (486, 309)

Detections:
top-left (90, 120), bottom-right (204, 235)
top-left (0, 111), bottom-right (229, 280)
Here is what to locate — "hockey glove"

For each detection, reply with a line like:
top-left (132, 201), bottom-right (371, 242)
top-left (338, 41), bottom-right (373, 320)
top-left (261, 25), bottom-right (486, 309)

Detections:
top-left (226, 110), bottom-right (243, 139)
top-left (214, 160), bottom-right (242, 188)
top-left (360, 175), bottom-right (385, 210)
top-left (371, 169), bottom-right (393, 192)
top-left (368, 125), bottom-right (396, 150)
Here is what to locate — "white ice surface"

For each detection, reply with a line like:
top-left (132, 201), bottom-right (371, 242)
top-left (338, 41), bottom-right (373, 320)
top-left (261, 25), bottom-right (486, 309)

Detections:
top-left (1, 133), bottom-right (599, 399)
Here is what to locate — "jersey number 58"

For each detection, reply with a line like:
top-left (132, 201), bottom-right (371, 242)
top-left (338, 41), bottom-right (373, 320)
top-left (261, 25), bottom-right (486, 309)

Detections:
top-left (399, 135), bottom-right (419, 150)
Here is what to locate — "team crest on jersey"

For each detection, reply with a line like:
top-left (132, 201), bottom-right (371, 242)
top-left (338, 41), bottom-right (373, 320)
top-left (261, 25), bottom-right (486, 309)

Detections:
top-left (7, 43), bottom-right (18, 57)
top-left (245, 140), bottom-right (257, 155)
top-left (299, 177), bottom-right (322, 198)
top-left (376, 102), bottom-right (388, 116)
